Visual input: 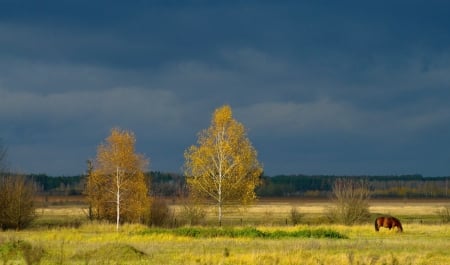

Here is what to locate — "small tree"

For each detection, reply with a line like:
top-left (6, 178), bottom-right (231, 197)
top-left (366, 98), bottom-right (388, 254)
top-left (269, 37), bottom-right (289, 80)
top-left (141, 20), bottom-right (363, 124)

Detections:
top-left (290, 207), bottom-right (303, 226)
top-left (179, 196), bottom-right (206, 226)
top-left (184, 105), bottom-right (263, 225)
top-left (86, 128), bottom-right (150, 231)
top-left (436, 206), bottom-right (450, 223)
top-left (0, 139), bottom-right (8, 175)
top-left (327, 178), bottom-right (371, 225)
top-left (146, 197), bottom-right (172, 227)
top-left (0, 175), bottom-right (36, 230)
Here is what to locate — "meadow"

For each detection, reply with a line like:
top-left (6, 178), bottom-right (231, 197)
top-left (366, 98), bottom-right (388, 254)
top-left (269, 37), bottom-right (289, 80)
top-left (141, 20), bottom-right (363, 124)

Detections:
top-left (1, 198), bottom-right (450, 264)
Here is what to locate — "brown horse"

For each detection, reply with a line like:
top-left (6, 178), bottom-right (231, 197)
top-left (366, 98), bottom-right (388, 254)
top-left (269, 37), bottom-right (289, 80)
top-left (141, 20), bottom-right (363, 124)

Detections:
top-left (374, 216), bottom-right (403, 232)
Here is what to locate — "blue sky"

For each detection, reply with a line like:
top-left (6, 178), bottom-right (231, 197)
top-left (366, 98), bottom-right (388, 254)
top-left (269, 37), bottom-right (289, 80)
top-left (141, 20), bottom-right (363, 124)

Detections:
top-left (1, 1), bottom-right (450, 176)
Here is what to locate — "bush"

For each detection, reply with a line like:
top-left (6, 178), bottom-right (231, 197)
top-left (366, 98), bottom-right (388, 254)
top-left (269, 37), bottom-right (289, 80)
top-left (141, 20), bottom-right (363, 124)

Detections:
top-left (146, 197), bottom-right (172, 227)
top-left (326, 178), bottom-right (371, 225)
top-left (0, 175), bottom-right (36, 230)
top-left (436, 206), bottom-right (450, 223)
top-left (179, 203), bottom-right (206, 226)
top-left (290, 207), bottom-right (303, 225)
top-left (0, 139), bottom-right (7, 174)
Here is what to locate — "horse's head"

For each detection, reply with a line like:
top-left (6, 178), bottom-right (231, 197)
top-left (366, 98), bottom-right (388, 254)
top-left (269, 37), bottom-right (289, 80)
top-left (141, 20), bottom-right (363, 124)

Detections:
top-left (392, 217), bottom-right (403, 232)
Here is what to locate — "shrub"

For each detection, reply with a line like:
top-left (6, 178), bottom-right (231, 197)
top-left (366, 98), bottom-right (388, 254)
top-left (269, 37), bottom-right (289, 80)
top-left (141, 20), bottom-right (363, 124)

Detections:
top-left (146, 197), bottom-right (172, 227)
top-left (0, 175), bottom-right (36, 230)
top-left (179, 202), bottom-right (206, 226)
top-left (290, 207), bottom-right (303, 225)
top-left (436, 206), bottom-right (450, 223)
top-left (326, 178), bottom-right (371, 225)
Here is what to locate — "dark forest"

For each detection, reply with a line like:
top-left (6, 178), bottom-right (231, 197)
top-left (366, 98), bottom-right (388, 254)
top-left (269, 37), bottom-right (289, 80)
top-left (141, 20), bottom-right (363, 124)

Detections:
top-left (29, 173), bottom-right (450, 199)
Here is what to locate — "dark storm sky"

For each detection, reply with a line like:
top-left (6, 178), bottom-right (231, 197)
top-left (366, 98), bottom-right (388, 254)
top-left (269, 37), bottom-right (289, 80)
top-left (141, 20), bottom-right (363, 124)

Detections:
top-left (1, 1), bottom-right (450, 176)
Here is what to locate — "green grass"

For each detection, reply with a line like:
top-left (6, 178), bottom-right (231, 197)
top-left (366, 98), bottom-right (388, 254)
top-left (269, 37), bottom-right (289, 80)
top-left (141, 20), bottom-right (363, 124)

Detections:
top-left (138, 226), bottom-right (347, 239)
top-left (72, 243), bottom-right (147, 264)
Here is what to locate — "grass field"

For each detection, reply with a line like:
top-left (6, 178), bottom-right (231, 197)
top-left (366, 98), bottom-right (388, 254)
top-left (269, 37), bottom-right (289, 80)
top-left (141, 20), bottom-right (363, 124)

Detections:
top-left (1, 198), bottom-right (449, 264)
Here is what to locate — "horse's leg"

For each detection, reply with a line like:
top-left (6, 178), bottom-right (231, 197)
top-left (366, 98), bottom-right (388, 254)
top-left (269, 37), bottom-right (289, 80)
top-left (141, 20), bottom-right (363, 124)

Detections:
top-left (387, 219), bottom-right (393, 230)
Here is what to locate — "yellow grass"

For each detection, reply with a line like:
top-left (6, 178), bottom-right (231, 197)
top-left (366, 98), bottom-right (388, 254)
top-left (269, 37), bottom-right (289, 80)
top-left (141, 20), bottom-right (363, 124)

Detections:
top-left (36, 196), bottom-right (450, 218)
top-left (1, 198), bottom-right (449, 264)
top-left (249, 198), bottom-right (450, 215)
top-left (37, 205), bottom-right (86, 216)
top-left (169, 198), bottom-right (450, 225)
top-left (1, 223), bottom-right (449, 264)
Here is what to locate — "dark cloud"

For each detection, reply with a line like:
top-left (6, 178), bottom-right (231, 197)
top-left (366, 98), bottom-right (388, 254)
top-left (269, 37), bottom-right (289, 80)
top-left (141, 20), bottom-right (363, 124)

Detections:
top-left (1, 1), bottom-right (450, 176)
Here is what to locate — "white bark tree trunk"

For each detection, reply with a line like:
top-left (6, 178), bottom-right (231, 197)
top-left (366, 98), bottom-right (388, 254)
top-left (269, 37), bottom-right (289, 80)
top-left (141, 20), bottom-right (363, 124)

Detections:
top-left (116, 167), bottom-right (120, 232)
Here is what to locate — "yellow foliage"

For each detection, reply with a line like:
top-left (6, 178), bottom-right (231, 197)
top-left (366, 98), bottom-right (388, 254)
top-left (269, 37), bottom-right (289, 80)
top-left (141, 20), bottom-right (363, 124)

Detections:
top-left (86, 128), bottom-right (149, 225)
top-left (184, 105), bottom-right (263, 223)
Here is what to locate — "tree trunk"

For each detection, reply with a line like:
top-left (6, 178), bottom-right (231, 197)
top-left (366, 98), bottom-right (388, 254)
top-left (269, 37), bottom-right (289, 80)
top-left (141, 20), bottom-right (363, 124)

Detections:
top-left (218, 202), bottom-right (222, 226)
top-left (116, 167), bottom-right (120, 232)
top-left (218, 180), bottom-right (222, 226)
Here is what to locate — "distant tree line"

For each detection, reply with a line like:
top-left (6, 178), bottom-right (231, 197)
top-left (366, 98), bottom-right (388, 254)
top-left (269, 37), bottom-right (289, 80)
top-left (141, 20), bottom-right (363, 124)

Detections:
top-left (28, 172), bottom-right (186, 197)
top-left (257, 174), bottom-right (450, 198)
top-left (28, 173), bottom-right (450, 199)
top-left (31, 174), bottom-right (85, 195)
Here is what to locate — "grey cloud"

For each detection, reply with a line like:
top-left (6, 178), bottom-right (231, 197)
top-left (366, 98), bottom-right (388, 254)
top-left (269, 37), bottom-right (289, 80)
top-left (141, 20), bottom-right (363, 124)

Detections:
top-left (1, 1), bottom-right (450, 176)
top-left (238, 98), bottom-right (450, 137)
top-left (1, 86), bottom-right (199, 175)
top-left (237, 100), bottom-right (359, 134)
top-left (0, 87), bottom-right (188, 130)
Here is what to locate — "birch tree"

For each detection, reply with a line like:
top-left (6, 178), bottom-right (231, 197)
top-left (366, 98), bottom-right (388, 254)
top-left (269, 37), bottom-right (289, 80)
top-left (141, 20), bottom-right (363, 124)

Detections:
top-left (184, 105), bottom-right (263, 225)
top-left (86, 128), bottom-right (149, 231)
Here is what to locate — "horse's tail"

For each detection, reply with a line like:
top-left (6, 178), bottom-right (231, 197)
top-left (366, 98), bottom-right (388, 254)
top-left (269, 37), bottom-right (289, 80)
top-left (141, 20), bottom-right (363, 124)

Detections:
top-left (374, 217), bottom-right (379, 231)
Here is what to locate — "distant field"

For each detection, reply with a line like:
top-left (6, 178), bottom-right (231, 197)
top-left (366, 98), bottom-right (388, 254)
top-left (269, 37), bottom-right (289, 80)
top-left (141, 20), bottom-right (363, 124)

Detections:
top-left (249, 198), bottom-right (450, 215)
top-left (32, 196), bottom-right (450, 227)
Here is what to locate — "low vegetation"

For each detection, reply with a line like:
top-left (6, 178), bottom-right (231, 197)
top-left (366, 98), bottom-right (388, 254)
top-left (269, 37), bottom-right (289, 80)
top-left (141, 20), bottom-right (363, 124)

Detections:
top-left (0, 175), bottom-right (36, 230)
top-left (0, 222), bottom-right (449, 264)
top-left (436, 206), bottom-right (450, 223)
top-left (138, 226), bottom-right (347, 239)
top-left (0, 199), bottom-right (449, 264)
top-left (326, 178), bottom-right (371, 225)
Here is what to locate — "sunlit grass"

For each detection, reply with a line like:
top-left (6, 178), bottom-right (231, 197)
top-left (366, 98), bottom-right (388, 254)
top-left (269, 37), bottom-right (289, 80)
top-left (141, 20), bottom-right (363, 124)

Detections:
top-left (1, 199), bottom-right (450, 264)
top-left (1, 222), bottom-right (449, 264)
